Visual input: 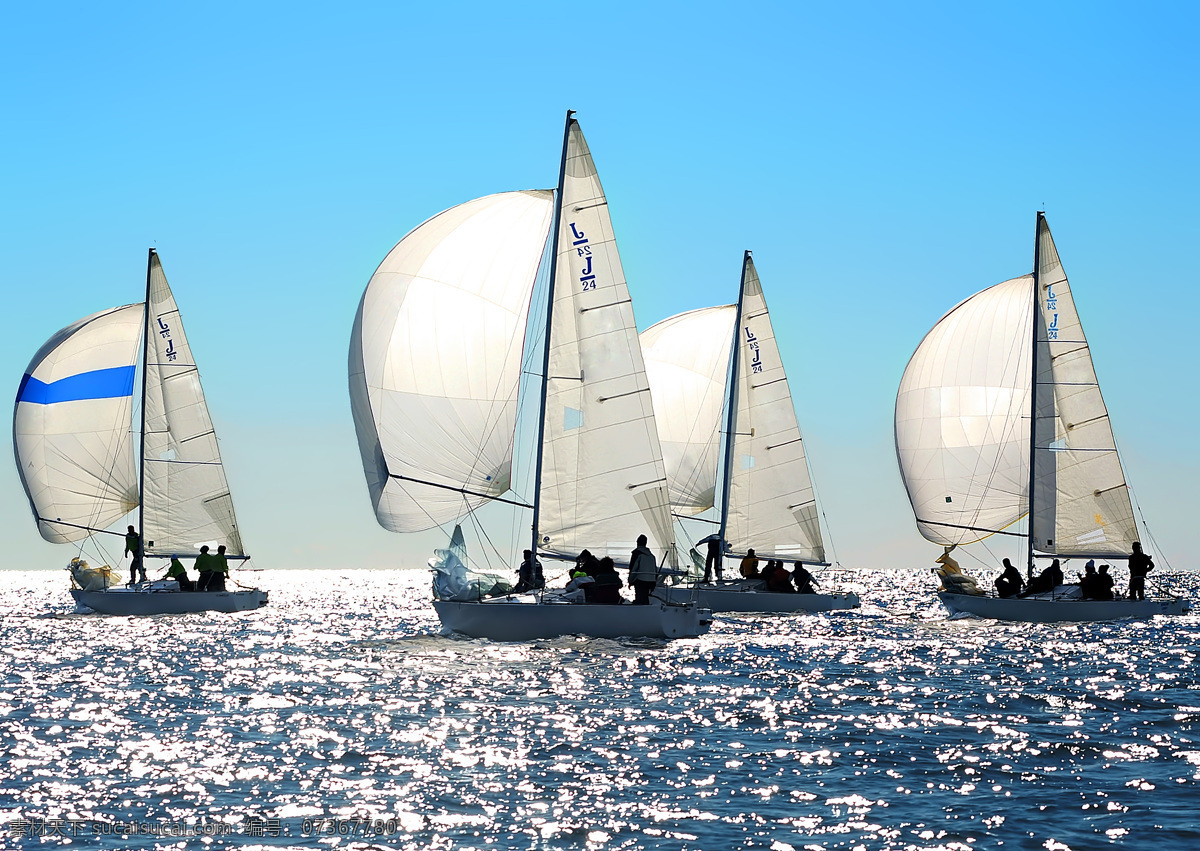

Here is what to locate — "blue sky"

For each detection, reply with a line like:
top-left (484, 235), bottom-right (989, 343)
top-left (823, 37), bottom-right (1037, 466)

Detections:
top-left (3, 2), bottom-right (1197, 575)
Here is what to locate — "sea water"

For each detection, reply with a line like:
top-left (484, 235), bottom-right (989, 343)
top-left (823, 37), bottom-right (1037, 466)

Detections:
top-left (1, 567), bottom-right (1198, 850)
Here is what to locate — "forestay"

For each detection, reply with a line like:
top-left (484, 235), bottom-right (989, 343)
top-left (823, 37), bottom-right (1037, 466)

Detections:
top-left (640, 306), bottom-right (736, 517)
top-left (1030, 217), bottom-right (1135, 555)
top-left (350, 191), bottom-right (554, 532)
top-left (894, 276), bottom-right (1033, 545)
top-left (536, 119), bottom-right (674, 560)
top-left (724, 258), bottom-right (824, 562)
top-left (14, 305), bottom-right (142, 543)
top-left (142, 251), bottom-right (244, 556)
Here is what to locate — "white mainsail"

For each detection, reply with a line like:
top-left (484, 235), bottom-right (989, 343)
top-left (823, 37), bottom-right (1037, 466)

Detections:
top-left (894, 276), bottom-right (1033, 546)
top-left (349, 190), bottom-right (554, 532)
top-left (640, 306), bottom-right (736, 517)
top-left (14, 305), bottom-right (143, 543)
top-left (724, 257), bottom-right (824, 562)
top-left (536, 119), bottom-right (674, 559)
top-left (1030, 216), bottom-right (1135, 555)
top-left (141, 251), bottom-right (244, 556)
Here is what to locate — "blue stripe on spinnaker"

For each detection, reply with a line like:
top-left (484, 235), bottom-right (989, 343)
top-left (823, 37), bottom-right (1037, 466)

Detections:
top-left (17, 366), bottom-right (136, 405)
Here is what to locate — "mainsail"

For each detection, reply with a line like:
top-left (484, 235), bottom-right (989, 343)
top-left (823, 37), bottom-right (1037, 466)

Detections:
top-left (535, 118), bottom-right (674, 559)
top-left (723, 256), bottom-right (824, 562)
top-left (141, 250), bottom-right (244, 556)
top-left (640, 306), bottom-right (736, 517)
top-left (349, 190), bottom-right (554, 532)
top-left (14, 305), bottom-right (143, 543)
top-left (895, 213), bottom-right (1137, 558)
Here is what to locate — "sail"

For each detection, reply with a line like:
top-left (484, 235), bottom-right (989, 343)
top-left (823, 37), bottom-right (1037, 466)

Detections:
top-left (1030, 216), bottom-right (1135, 555)
top-left (536, 118), bottom-right (674, 559)
top-left (894, 276), bottom-right (1033, 545)
top-left (349, 190), bottom-right (554, 532)
top-left (724, 257), bottom-right (824, 561)
top-left (13, 305), bottom-right (142, 543)
top-left (141, 251), bottom-right (244, 556)
top-left (640, 306), bottom-right (736, 516)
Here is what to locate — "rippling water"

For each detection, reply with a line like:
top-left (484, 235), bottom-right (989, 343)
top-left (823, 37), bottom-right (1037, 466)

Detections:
top-left (2, 567), bottom-right (1199, 850)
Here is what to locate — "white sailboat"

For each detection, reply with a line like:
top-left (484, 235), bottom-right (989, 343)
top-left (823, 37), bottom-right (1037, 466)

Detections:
top-left (349, 111), bottom-right (710, 640)
top-left (647, 252), bottom-right (859, 613)
top-left (14, 250), bottom-right (267, 615)
top-left (894, 213), bottom-right (1187, 622)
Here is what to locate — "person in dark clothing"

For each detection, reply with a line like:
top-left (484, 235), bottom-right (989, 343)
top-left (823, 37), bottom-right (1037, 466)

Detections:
top-left (1095, 564), bottom-right (1115, 601)
top-left (703, 538), bottom-right (724, 583)
top-left (628, 534), bottom-right (658, 605)
top-left (994, 558), bottom-right (1024, 598)
top-left (767, 562), bottom-right (795, 593)
top-left (125, 525), bottom-right (146, 585)
top-left (1020, 559), bottom-right (1064, 596)
top-left (1128, 542), bottom-right (1154, 601)
top-left (792, 562), bottom-right (818, 594)
top-left (575, 549), bottom-right (600, 577)
top-left (591, 557), bottom-right (625, 604)
top-left (1078, 560), bottom-right (1099, 599)
top-left (514, 550), bottom-right (544, 593)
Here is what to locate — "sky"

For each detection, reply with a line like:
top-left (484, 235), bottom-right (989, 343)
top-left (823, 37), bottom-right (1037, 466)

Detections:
top-left (2, 2), bottom-right (1197, 577)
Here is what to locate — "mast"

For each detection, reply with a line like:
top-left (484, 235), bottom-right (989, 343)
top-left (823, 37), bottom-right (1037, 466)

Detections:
top-left (529, 110), bottom-right (574, 559)
top-left (1026, 213), bottom-right (1042, 580)
top-left (717, 251), bottom-right (751, 555)
top-left (138, 248), bottom-right (154, 563)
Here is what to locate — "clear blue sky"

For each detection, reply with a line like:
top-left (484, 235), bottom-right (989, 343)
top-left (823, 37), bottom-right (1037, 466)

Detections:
top-left (3, 2), bottom-right (1197, 574)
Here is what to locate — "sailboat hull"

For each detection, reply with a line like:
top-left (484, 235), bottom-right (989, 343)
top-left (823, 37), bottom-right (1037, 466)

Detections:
top-left (938, 591), bottom-right (1189, 622)
top-left (433, 599), bottom-right (711, 641)
top-left (661, 581), bottom-right (860, 613)
top-left (71, 587), bottom-right (268, 616)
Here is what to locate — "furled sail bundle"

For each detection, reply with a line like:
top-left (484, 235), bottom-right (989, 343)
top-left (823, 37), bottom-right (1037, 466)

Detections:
top-left (14, 305), bottom-right (143, 543)
top-left (141, 252), bottom-right (244, 556)
top-left (640, 306), bottom-right (736, 517)
top-left (534, 119), bottom-right (675, 560)
top-left (349, 191), bottom-right (555, 532)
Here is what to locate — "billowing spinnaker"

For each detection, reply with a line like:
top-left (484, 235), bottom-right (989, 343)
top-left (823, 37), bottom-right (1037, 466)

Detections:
top-left (724, 258), bottom-right (824, 561)
top-left (537, 119), bottom-right (674, 559)
top-left (1031, 217), bottom-right (1135, 555)
top-left (350, 190), bottom-right (554, 532)
top-left (640, 306), bottom-right (736, 516)
top-left (894, 276), bottom-right (1033, 545)
top-left (14, 305), bottom-right (142, 543)
top-left (142, 252), bottom-right (244, 556)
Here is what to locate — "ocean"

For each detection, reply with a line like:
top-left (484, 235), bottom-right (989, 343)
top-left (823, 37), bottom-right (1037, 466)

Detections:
top-left (2, 567), bottom-right (1198, 850)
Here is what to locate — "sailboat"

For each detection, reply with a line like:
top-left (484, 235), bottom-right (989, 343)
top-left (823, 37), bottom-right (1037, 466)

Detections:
top-left (349, 111), bottom-right (710, 640)
top-left (13, 250), bottom-right (268, 615)
top-left (647, 252), bottom-right (859, 613)
top-left (894, 213), bottom-right (1188, 622)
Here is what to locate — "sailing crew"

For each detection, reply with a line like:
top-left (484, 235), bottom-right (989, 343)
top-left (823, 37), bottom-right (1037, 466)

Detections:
top-left (125, 525), bottom-right (146, 585)
top-left (194, 545), bottom-right (215, 592)
top-left (1128, 542), bottom-right (1154, 601)
top-left (1096, 564), bottom-right (1115, 601)
top-left (210, 544), bottom-right (230, 592)
top-left (575, 549), bottom-right (600, 577)
top-left (1021, 559), bottom-right (1065, 596)
top-left (1078, 561), bottom-right (1099, 599)
top-left (739, 549), bottom-right (760, 579)
top-left (703, 538), bottom-right (724, 583)
top-left (628, 534), bottom-right (658, 605)
top-left (766, 561), bottom-right (795, 593)
top-left (994, 558), bottom-right (1024, 598)
top-left (591, 557), bottom-right (625, 604)
top-left (792, 562), bottom-right (818, 594)
top-left (515, 550), bottom-right (544, 593)
top-left (563, 569), bottom-right (596, 603)
top-left (164, 555), bottom-right (194, 592)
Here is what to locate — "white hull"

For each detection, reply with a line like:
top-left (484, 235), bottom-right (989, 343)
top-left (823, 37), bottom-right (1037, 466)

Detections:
top-left (662, 580), bottom-right (860, 613)
top-left (433, 598), bottom-right (711, 641)
top-left (71, 586), bottom-right (268, 615)
top-left (938, 591), bottom-right (1189, 622)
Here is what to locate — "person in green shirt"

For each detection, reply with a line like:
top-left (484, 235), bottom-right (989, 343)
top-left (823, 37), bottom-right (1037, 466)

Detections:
top-left (163, 555), bottom-right (195, 592)
top-left (195, 545), bottom-right (215, 592)
top-left (211, 544), bottom-right (231, 592)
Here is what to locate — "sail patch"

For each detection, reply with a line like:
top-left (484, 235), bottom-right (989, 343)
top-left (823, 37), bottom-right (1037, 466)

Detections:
top-left (17, 366), bottom-right (136, 405)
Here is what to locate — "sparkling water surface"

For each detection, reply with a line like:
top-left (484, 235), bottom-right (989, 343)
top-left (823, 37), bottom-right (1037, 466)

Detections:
top-left (2, 568), bottom-right (1199, 850)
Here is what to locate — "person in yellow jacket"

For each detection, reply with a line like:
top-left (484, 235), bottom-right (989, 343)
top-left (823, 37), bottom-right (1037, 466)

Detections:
top-left (739, 548), bottom-right (760, 579)
top-left (164, 555), bottom-right (195, 592)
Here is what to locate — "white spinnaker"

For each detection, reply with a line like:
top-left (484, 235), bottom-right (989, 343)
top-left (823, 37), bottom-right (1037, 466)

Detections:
top-left (640, 306), bottom-right (736, 517)
top-left (724, 258), bottom-right (824, 561)
top-left (350, 190), bottom-right (554, 532)
top-left (13, 305), bottom-right (142, 544)
top-left (142, 252), bottom-right (244, 556)
top-left (537, 118), bottom-right (674, 560)
top-left (895, 276), bottom-right (1033, 546)
top-left (1030, 216), bottom-right (1135, 555)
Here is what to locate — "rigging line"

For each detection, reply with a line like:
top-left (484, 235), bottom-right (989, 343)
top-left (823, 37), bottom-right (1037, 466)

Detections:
top-left (40, 518), bottom-right (125, 538)
top-left (387, 474), bottom-right (532, 509)
top-left (919, 519), bottom-right (1027, 537)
